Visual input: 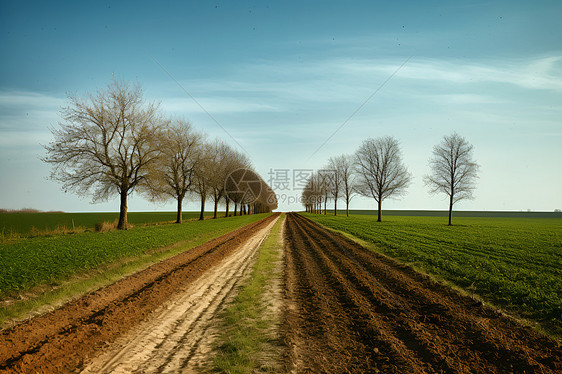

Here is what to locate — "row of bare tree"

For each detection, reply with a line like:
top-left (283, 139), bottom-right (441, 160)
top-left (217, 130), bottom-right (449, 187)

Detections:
top-left (43, 79), bottom-right (277, 229)
top-left (302, 134), bottom-right (479, 225)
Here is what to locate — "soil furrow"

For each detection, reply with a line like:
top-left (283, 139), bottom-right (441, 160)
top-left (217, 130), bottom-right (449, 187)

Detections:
top-left (284, 214), bottom-right (416, 373)
top-left (294, 214), bottom-right (559, 370)
top-left (283, 213), bottom-right (562, 373)
top-left (292, 215), bottom-right (475, 372)
top-left (305, 215), bottom-right (560, 371)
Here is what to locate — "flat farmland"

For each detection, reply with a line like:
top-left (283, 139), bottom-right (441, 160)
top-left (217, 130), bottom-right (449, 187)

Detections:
top-left (0, 213), bottom-right (268, 303)
top-left (0, 211), bottom-right (212, 238)
top-left (1, 212), bottom-right (561, 373)
top-left (302, 212), bottom-right (562, 338)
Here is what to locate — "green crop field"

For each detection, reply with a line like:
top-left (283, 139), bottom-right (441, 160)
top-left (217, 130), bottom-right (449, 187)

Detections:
top-left (302, 212), bottom-right (562, 338)
top-left (0, 213), bottom-right (269, 299)
top-left (333, 209), bottom-right (562, 218)
top-left (0, 211), bottom-right (215, 238)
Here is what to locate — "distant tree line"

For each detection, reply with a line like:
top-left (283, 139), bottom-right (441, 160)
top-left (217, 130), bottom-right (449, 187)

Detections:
top-left (43, 79), bottom-right (277, 229)
top-left (302, 134), bottom-right (479, 225)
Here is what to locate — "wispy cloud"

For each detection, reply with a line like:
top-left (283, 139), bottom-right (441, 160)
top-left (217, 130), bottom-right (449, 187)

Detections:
top-left (0, 91), bottom-right (62, 147)
top-left (157, 96), bottom-right (281, 115)
top-left (159, 55), bottom-right (562, 119)
top-left (338, 56), bottom-right (562, 91)
top-left (421, 93), bottom-right (506, 105)
top-left (0, 91), bottom-right (65, 109)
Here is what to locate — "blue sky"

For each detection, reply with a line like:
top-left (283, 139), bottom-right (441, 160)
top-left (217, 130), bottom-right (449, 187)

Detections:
top-left (1, 0), bottom-right (561, 212)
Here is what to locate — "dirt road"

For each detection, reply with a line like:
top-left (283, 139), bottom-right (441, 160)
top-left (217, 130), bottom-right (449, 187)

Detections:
top-left (283, 213), bottom-right (561, 373)
top-left (81, 215), bottom-right (279, 373)
top-left (0, 213), bottom-right (279, 373)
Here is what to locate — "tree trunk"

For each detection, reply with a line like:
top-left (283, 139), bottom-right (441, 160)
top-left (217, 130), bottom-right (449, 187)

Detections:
top-left (213, 198), bottom-right (218, 219)
top-left (199, 196), bottom-right (205, 221)
top-left (176, 194), bottom-right (183, 224)
top-left (334, 198), bottom-right (337, 216)
top-left (346, 198), bottom-right (349, 217)
top-left (324, 198), bottom-right (327, 215)
top-left (234, 202), bottom-right (238, 216)
top-left (377, 200), bottom-right (382, 222)
top-left (448, 194), bottom-right (453, 226)
top-left (117, 190), bottom-right (128, 230)
top-left (225, 199), bottom-right (230, 217)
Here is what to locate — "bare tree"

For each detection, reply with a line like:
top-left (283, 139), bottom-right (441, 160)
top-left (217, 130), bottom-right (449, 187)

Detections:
top-left (207, 140), bottom-right (234, 219)
top-left (224, 166), bottom-right (260, 216)
top-left (43, 79), bottom-right (166, 229)
top-left (222, 151), bottom-right (252, 216)
top-left (425, 133), bottom-right (479, 226)
top-left (311, 172), bottom-right (324, 214)
top-left (255, 175), bottom-right (278, 213)
top-left (332, 154), bottom-right (356, 216)
top-left (192, 142), bottom-right (214, 221)
top-left (324, 161), bottom-right (340, 216)
top-left (354, 136), bottom-right (411, 222)
top-left (301, 177), bottom-right (315, 213)
top-left (317, 170), bottom-right (331, 215)
top-left (144, 119), bottom-right (203, 224)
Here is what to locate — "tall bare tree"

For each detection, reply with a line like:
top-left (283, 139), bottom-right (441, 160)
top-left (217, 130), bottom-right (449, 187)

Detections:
top-left (309, 172), bottom-right (323, 214)
top-left (207, 140), bottom-right (234, 219)
top-left (192, 142), bottom-right (213, 221)
top-left (324, 163), bottom-right (339, 215)
top-left (354, 136), bottom-right (411, 222)
top-left (425, 133), bottom-right (479, 226)
top-left (144, 119), bottom-right (203, 224)
top-left (223, 151), bottom-right (252, 216)
top-left (317, 170), bottom-right (331, 215)
top-left (43, 79), bottom-right (166, 229)
top-left (255, 175), bottom-right (278, 213)
top-left (331, 154), bottom-right (356, 216)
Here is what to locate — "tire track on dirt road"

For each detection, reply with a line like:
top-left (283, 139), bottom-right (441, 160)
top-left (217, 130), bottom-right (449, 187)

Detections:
top-left (283, 213), bottom-right (561, 373)
top-left (0, 213), bottom-right (279, 373)
top-left (81, 215), bottom-right (279, 374)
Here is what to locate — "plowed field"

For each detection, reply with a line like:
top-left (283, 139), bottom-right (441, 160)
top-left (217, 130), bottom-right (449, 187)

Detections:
top-left (283, 213), bottom-right (561, 373)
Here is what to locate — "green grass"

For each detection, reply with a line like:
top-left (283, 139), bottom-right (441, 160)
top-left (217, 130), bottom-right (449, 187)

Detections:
top-left (0, 213), bottom-right (269, 299)
top-left (302, 212), bottom-right (562, 338)
top-left (0, 211), bottom-right (215, 238)
top-left (330, 209), bottom-right (562, 218)
top-left (211, 214), bottom-right (284, 373)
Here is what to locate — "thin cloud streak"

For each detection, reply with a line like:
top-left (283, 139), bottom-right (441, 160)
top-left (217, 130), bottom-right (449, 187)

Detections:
top-left (160, 55), bottom-right (562, 117)
top-left (337, 56), bottom-right (562, 91)
top-left (158, 96), bottom-right (281, 115)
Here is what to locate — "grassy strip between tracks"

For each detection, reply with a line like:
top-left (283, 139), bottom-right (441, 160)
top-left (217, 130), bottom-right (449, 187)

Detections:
top-left (0, 213), bottom-right (270, 327)
top-left (302, 212), bottom-right (562, 340)
top-left (211, 214), bottom-right (284, 373)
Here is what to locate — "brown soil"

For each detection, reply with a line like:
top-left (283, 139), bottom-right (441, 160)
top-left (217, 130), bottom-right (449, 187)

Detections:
top-left (0, 213), bottom-right (279, 374)
top-left (82, 216), bottom-right (280, 373)
top-left (283, 213), bottom-right (562, 374)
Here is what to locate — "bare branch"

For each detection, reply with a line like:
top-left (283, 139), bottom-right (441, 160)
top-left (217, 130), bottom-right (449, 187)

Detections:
top-left (42, 78), bottom-right (167, 229)
top-left (424, 132), bottom-right (480, 225)
top-left (354, 136), bottom-right (411, 221)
